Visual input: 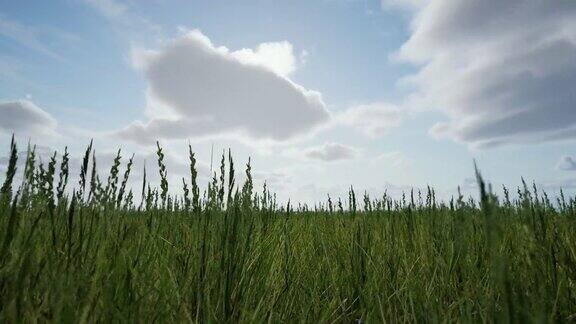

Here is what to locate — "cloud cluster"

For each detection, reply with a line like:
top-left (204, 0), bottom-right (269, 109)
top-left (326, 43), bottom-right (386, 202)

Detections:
top-left (396, 0), bottom-right (576, 148)
top-left (118, 30), bottom-right (329, 145)
top-left (0, 100), bottom-right (57, 137)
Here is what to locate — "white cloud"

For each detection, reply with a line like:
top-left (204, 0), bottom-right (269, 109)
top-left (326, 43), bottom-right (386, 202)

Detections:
top-left (396, 0), bottom-right (576, 148)
top-left (118, 29), bottom-right (329, 145)
top-left (335, 103), bottom-right (404, 137)
top-left (557, 156), bottom-right (576, 171)
top-left (0, 100), bottom-right (57, 137)
top-left (303, 142), bottom-right (358, 162)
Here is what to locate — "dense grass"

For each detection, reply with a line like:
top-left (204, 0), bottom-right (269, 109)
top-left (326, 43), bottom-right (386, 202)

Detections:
top-left (1, 137), bottom-right (576, 322)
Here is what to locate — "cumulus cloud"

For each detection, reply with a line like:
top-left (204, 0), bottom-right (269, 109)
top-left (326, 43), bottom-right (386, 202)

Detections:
top-left (0, 100), bottom-right (57, 137)
top-left (302, 142), bottom-right (357, 162)
top-left (557, 156), bottom-right (576, 171)
top-left (118, 29), bottom-right (329, 145)
top-left (396, 0), bottom-right (576, 148)
top-left (335, 103), bottom-right (404, 138)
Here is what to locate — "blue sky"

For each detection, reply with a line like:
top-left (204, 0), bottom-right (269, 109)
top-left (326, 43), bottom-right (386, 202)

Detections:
top-left (1, 0), bottom-right (576, 203)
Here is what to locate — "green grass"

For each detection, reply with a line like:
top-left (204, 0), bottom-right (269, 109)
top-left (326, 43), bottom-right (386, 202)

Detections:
top-left (1, 137), bottom-right (576, 322)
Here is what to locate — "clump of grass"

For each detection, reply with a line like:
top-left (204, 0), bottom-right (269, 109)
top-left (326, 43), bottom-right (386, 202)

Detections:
top-left (156, 141), bottom-right (168, 207)
top-left (56, 146), bottom-right (70, 203)
top-left (188, 144), bottom-right (200, 213)
top-left (117, 153), bottom-right (134, 208)
top-left (0, 135), bottom-right (18, 200)
top-left (104, 149), bottom-right (122, 206)
top-left (77, 140), bottom-right (93, 200)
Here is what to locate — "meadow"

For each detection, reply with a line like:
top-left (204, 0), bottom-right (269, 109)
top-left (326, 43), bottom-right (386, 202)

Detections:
top-left (1, 136), bottom-right (576, 322)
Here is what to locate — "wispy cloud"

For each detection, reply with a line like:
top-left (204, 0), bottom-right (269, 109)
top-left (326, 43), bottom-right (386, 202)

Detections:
top-left (80, 0), bottom-right (163, 44)
top-left (83, 0), bottom-right (128, 18)
top-left (0, 14), bottom-right (63, 60)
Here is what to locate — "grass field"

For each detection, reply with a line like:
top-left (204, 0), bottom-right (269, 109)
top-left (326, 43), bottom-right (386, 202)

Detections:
top-left (1, 137), bottom-right (576, 322)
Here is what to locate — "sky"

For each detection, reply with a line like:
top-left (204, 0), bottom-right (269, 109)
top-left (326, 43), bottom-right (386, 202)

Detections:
top-left (1, 0), bottom-right (576, 204)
